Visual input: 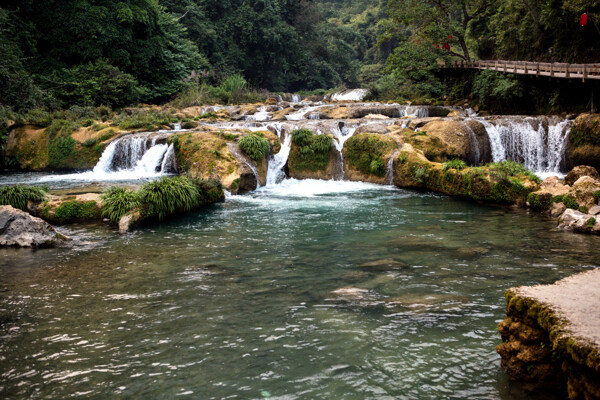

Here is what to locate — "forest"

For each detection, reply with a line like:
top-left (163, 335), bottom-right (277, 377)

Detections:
top-left (1, 0), bottom-right (599, 114)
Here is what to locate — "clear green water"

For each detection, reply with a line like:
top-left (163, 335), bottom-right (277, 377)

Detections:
top-left (1, 180), bottom-right (599, 399)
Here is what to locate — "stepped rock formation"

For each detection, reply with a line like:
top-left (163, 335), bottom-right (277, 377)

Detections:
top-left (497, 269), bottom-right (600, 399)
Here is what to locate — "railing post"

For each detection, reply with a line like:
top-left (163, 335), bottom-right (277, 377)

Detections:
top-left (566, 64), bottom-right (570, 78)
top-left (583, 64), bottom-right (587, 82)
top-left (550, 63), bottom-right (554, 77)
top-left (524, 62), bottom-right (528, 74)
top-left (536, 63), bottom-right (540, 76)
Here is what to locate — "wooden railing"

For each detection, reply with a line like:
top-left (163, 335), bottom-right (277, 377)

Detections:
top-left (451, 60), bottom-right (600, 81)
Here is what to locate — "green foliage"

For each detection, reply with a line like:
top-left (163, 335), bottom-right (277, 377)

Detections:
top-left (587, 218), bottom-right (597, 227)
top-left (594, 190), bottom-right (600, 204)
top-left (139, 176), bottom-right (201, 220)
top-left (442, 159), bottom-right (467, 171)
top-left (345, 134), bottom-right (394, 177)
top-left (48, 136), bottom-right (76, 168)
top-left (83, 139), bottom-right (98, 148)
top-left (101, 187), bottom-right (141, 224)
top-left (486, 161), bottom-right (541, 183)
top-left (113, 111), bottom-right (172, 131)
top-left (289, 129), bottom-right (333, 172)
top-left (45, 119), bottom-right (79, 138)
top-left (292, 129), bottom-right (314, 147)
top-left (51, 60), bottom-right (146, 108)
top-left (0, 185), bottom-right (47, 211)
top-left (527, 192), bottom-right (553, 211)
top-left (398, 153), bottom-right (408, 164)
top-left (238, 135), bottom-right (270, 161)
top-left (25, 109), bottom-right (53, 128)
top-left (472, 71), bottom-right (524, 114)
top-left (552, 195), bottom-right (579, 210)
top-left (52, 201), bottom-right (100, 223)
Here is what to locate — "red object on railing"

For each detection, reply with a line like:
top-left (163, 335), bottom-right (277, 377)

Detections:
top-left (581, 13), bottom-right (588, 26)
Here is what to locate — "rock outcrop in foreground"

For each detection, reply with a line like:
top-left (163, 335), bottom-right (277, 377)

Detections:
top-left (0, 205), bottom-right (69, 247)
top-left (497, 269), bottom-right (600, 399)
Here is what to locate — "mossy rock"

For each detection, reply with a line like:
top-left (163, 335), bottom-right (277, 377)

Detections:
top-left (288, 129), bottom-right (334, 174)
top-left (528, 192), bottom-right (554, 211)
top-left (343, 133), bottom-right (396, 179)
top-left (571, 145), bottom-right (600, 172)
top-left (42, 199), bottom-right (102, 224)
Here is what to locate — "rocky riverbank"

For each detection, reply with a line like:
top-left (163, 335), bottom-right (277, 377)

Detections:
top-left (497, 269), bottom-right (600, 399)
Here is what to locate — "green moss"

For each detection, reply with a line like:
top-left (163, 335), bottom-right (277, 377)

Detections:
top-left (50, 200), bottom-right (101, 224)
top-left (288, 129), bottom-right (333, 172)
top-left (552, 195), bottom-right (579, 210)
top-left (344, 134), bottom-right (394, 177)
top-left (587, 217), bottom-right (596, 227)
top-left (527, 192), bottom-right (553, 211)
top-left (48, 136), bottom-right (76, 168)
top-left (594, 190), bottom-right (600, 204)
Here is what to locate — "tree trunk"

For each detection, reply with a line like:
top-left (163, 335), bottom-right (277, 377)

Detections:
top-left (457, 35), bottom-right (471, 61)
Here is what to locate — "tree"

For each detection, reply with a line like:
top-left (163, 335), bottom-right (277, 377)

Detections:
top-left (387, 0), bottom-right (492, 61)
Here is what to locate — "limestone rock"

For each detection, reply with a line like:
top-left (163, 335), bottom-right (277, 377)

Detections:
top-left (549, 202), bottom-right (567, 218)
top-left (567, 176), bottom-right (600, 209)
top-left (540, 176), bottom-right (570, 197)
top-left (0, 205), bottom-right (69, 247)
top-left (557, 209), bottom-right (600, 233)
top-left (118, 209), bottom-right (142, 234)
top-left (564, 165), bottom-right (600, 186)
top-left (589, 205), bottom-right (600, 215)
top-left (358, 258), bottom-right (408, 270)
top-left (419, 120), bottom-right (491, 165)
top-left (363, 114), bottom-right (390, 120)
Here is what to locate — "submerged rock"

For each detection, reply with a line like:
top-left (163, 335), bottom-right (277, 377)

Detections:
top-left (0, 205), bottom-right (69, 247)
top-left (330, 287), bottom-right (374, 303)
top-left (384, 293), bottom-right (468, 312)
top-left (358, 258), bottom-right (408, 270)
top-left (454, 246), bottom-right (490, 259)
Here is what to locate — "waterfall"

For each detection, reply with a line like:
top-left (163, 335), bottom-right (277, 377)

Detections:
top-left (308, 113), bottom-right (320, 120)
top-left (246, 107), bottom-right (272, 122)
top-left (92, 134), bottom-right (177, 178)
top-left (481, 117), bottom-right (571, 175)
top-left (331, 89), bottom-right (369, 101)
top-left (266, 124), bottom-right (292, 186)
top-left (333, 122), bottom-right (358, 180)
top-left (291, 94), bottom-right (301, 103)
top-left (386, 150), bottom-right (400, 185)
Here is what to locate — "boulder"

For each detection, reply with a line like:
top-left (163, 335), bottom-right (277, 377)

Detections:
top-left (420, 120), bottom-right (491, 165)
top-left (358, 258), bottom-right (407, 271)
top-left (564, 166), bottom-right (600, 186)
top-left (589, 205), bottom-right (600, 216)
top-left (0, 205), bottom-right (69, 247)
top-left (567, 176), bottom-right (600, 209)
top-left (557, 209), bottom-right (600, 233)
top-left (118, 209), bottom-right (142, 234)
top-left (549, 202), bottom-right (567, 218)
top-left (540, 176), bottom-right (570, 196)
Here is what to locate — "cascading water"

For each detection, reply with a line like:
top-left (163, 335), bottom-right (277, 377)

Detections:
top-left (92, 134), bottom-right (177, 178)
top-left (291, 94), bottom-right (301, 103)
top-left (480, 117), bottom-right (572, 176)
top-left (333, 122), bottom-right (358, 180)
top-left (386, 150), bottom-right (400, 185)
top-left (266, 124), bottom-right (292, 186)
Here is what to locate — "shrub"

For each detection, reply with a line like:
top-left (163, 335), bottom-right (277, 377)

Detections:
top-left (101, 187), bottom-right (141, 224)
top-left (45, 119), bottom-right (79, 138)
top-left (83, 138), bottom-right (98, 148)
top-left (472, 70), bottom-right (524, 113)
top-left (25, 109), bottom-right (52, 127)
top-left (0, 185), bottom-right (47, 211)
top-left (139, 176), bottom-right (201, 220)
top-left (587, 218), bottom-right (597, 227)
top-left (442, 159), bottom-right (467, 171)
top-left (527, 192), bottom-right (553, 211)
top-left (238, 134), bottom-right (270, 161)
top-left (594, 190), bottom-right (600, 204)
top-left (291, 128), bottom-right (313, 147)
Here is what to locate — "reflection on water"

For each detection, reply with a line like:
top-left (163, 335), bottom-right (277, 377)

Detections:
top-left (1, 180), bottom-right (598, 399)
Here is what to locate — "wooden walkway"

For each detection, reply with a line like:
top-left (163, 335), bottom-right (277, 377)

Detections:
top-left (452, 60), bottom-right (600, 81)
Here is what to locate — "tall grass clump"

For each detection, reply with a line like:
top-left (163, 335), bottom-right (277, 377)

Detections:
top-left (101, 187), bottom-right (141, 224)
top-left (442, 159), bottom-right (467, 171)
top-left (0, 185), bottom-right (47, 211)
top-left (139, 176), bottom-right (200, 220)
top-left (289, 129), bottom-right (333, 172)
top-left (238, 134), bottom-right (270, 161)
